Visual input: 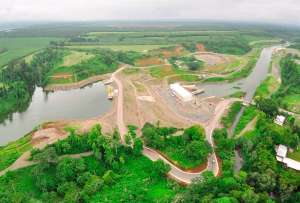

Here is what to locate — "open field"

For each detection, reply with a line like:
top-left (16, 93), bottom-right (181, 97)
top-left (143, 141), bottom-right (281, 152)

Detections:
top-left (281, 94), bottom-right (300, 114)
top-left (66, 44), bottom-right (171, 52)
top-left (0, 37), bottom-right (60, 68)
top-left (60, 50), bottom-right (94, 67)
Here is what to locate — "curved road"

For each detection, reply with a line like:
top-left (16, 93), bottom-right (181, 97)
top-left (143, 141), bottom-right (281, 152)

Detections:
top-left (112, 66), bottom-right (231, 184)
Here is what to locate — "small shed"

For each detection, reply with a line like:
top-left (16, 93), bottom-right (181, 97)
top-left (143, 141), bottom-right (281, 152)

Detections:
top-left (274, 115), bottom-right (286, 126)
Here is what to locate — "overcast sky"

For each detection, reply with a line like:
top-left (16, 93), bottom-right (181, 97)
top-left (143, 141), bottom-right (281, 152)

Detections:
top-left (1, 0), bottom-right (300, 25)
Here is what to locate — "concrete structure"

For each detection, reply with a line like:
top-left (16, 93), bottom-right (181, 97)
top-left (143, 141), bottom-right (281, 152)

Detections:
top-left (170, 83), bottom-right (193, 102)
top-left (275, 144), bottom-right (300, 171)
top-left (274, 115), bottom-right (286, 126)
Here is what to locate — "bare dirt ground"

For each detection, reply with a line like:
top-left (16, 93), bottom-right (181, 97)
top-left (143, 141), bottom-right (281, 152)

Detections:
top-left (195, 52), bottom-right (229, 66)
top-left (135, 57), bottom-right (164, 67)
top-left (50, 73), bottom-right (73, 79)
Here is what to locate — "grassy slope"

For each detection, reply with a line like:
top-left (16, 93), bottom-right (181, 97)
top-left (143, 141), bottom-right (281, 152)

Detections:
top-left (0, 37), bottom-right (60, 68)
top-left (0, 134), bottom-right (32, 171)
top-left (234, 106), bottom-right (258, 136)
top-left (255, 75), bottom-right (280, 98)
top-left (60, 50), bottom-right (94, 67)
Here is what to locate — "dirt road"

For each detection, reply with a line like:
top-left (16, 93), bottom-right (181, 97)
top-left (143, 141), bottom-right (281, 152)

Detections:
top-left (112, 66), bottom-right (127, 142)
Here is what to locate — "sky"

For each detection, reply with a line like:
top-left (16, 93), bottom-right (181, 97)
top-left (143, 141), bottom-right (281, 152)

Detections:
top-left (1, 0), bottom-right (300, 25)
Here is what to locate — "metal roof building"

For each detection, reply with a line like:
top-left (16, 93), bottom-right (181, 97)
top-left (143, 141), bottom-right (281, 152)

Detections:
top-left (170, 83), bottom-right (193, 102)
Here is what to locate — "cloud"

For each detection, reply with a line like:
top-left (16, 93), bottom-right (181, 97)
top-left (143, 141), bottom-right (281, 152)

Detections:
top-left (0, 0), bottom-right (299, 24)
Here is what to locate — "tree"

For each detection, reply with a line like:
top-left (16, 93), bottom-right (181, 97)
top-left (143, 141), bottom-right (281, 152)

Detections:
top-left (33, 147), bottom-right (58, 168)
top-left (56, 158), bottom-right (86, 182)
top-left (150, 160), bottom-right (171, 179)
top-left (256, 98), bottom-right (278, 118)
top-left (185, 140), bottom-right (211, 161)
top-left (133, 138), bottom-right (143, 156)
top-left (183, 125), bottom-right (205, 142)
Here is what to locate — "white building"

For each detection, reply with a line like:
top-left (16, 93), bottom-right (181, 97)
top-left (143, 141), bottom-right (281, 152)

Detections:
top-left (170, 83), bottom-right (193, 102)
top-left (274, 115), bottom-right (286, 126)
top-left (276, 144), bottom-right (288, 161)
top-left (275, 144), bottom-right (300, 171)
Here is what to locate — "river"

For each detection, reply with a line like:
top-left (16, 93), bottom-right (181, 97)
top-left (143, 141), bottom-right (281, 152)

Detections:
top-left (198, 46), bottom-right (279, 101)
top-left (0, 82), bottom-right (112, 145)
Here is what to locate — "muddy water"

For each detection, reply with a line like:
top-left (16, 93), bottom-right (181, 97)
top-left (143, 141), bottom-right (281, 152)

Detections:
top-left (198, 46), bottom-right (280, 102)
top-left (0, 82), bottom-right (112, 145)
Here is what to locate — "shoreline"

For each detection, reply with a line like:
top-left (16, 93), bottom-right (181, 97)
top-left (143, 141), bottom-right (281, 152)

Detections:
top-left (44, 73), bottom-right (111, 92)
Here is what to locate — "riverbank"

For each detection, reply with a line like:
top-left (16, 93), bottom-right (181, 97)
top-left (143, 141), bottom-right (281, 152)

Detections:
top-left (44, 73), bottom-right (111, 91)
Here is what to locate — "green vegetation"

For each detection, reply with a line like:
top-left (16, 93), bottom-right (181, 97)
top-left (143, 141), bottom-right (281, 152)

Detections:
top-left (288, 147), bottom-right (300, 161)
top-left (221, 101), bottom-right (242, 128)
top-left (0, 125), bottom-right (177, 202)
top-left (281, 94), bottom-right (300, 113)
top-left (0, 37), bottom-right (59, 68)
top-left (142, 123), bottom-right (212, 169)
top-left (255, 75), bottom-right (280, 98)
top-left (60, 51), bottom-right (94, 67)
top-left (170, 55), bottom-right (204, 71)
top-left (205, 48), bottom-right (261, 82)
top-left (67, 44), bottom-right (170, 52)
top-left (0, 134), bottom-right (32, 171)
top-left (179, 109), bottom-right (300, 203)
top-left (213, 129), bottom-right (235, 176)
top-left (273, 55), bottom-right (300, 113)
top-left (234, 106), bottom-right (258, 136)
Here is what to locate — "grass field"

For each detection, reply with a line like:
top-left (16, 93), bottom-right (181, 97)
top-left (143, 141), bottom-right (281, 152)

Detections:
top-left (234, 106), bottom-right (258, 136)
top-left (281, 94), bottom-right (300, 114)
top-left (288, 147), bottom-right (300, 162)
top-left (0, 37), bottom-right (60, 68)
top-left (60, 50), bottom-right (94, 67)
top-left (66, 44), bottom-right (171, 52)
top-left (0, 134), bottom-right (32, 171)
top-left (255, 75), bottom-right (280, 98)
top-left (149, 64), bottom-right (200, 82)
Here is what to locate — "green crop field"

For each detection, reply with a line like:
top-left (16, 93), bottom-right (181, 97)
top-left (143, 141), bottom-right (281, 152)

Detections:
top-left (66, 44), bottom-right (171, 52)
top-left (0, 37), bottom-right (60, 68)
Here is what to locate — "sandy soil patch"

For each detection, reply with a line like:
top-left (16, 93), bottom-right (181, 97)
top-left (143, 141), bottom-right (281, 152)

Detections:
top-left (196, 43), bottom-right (206, 52)
top-left (195, 52), bottom-right (228, 66)
top-left (50, 73), bottom-right (73, 79)
top-left (135, 57), bottom-right (164, 67)
top-left (160, 46), bottom-right (185, 58)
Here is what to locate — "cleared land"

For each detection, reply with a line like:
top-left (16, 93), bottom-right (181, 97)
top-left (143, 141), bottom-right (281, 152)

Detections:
top-left (60, 51), bottom-right (94, 67)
